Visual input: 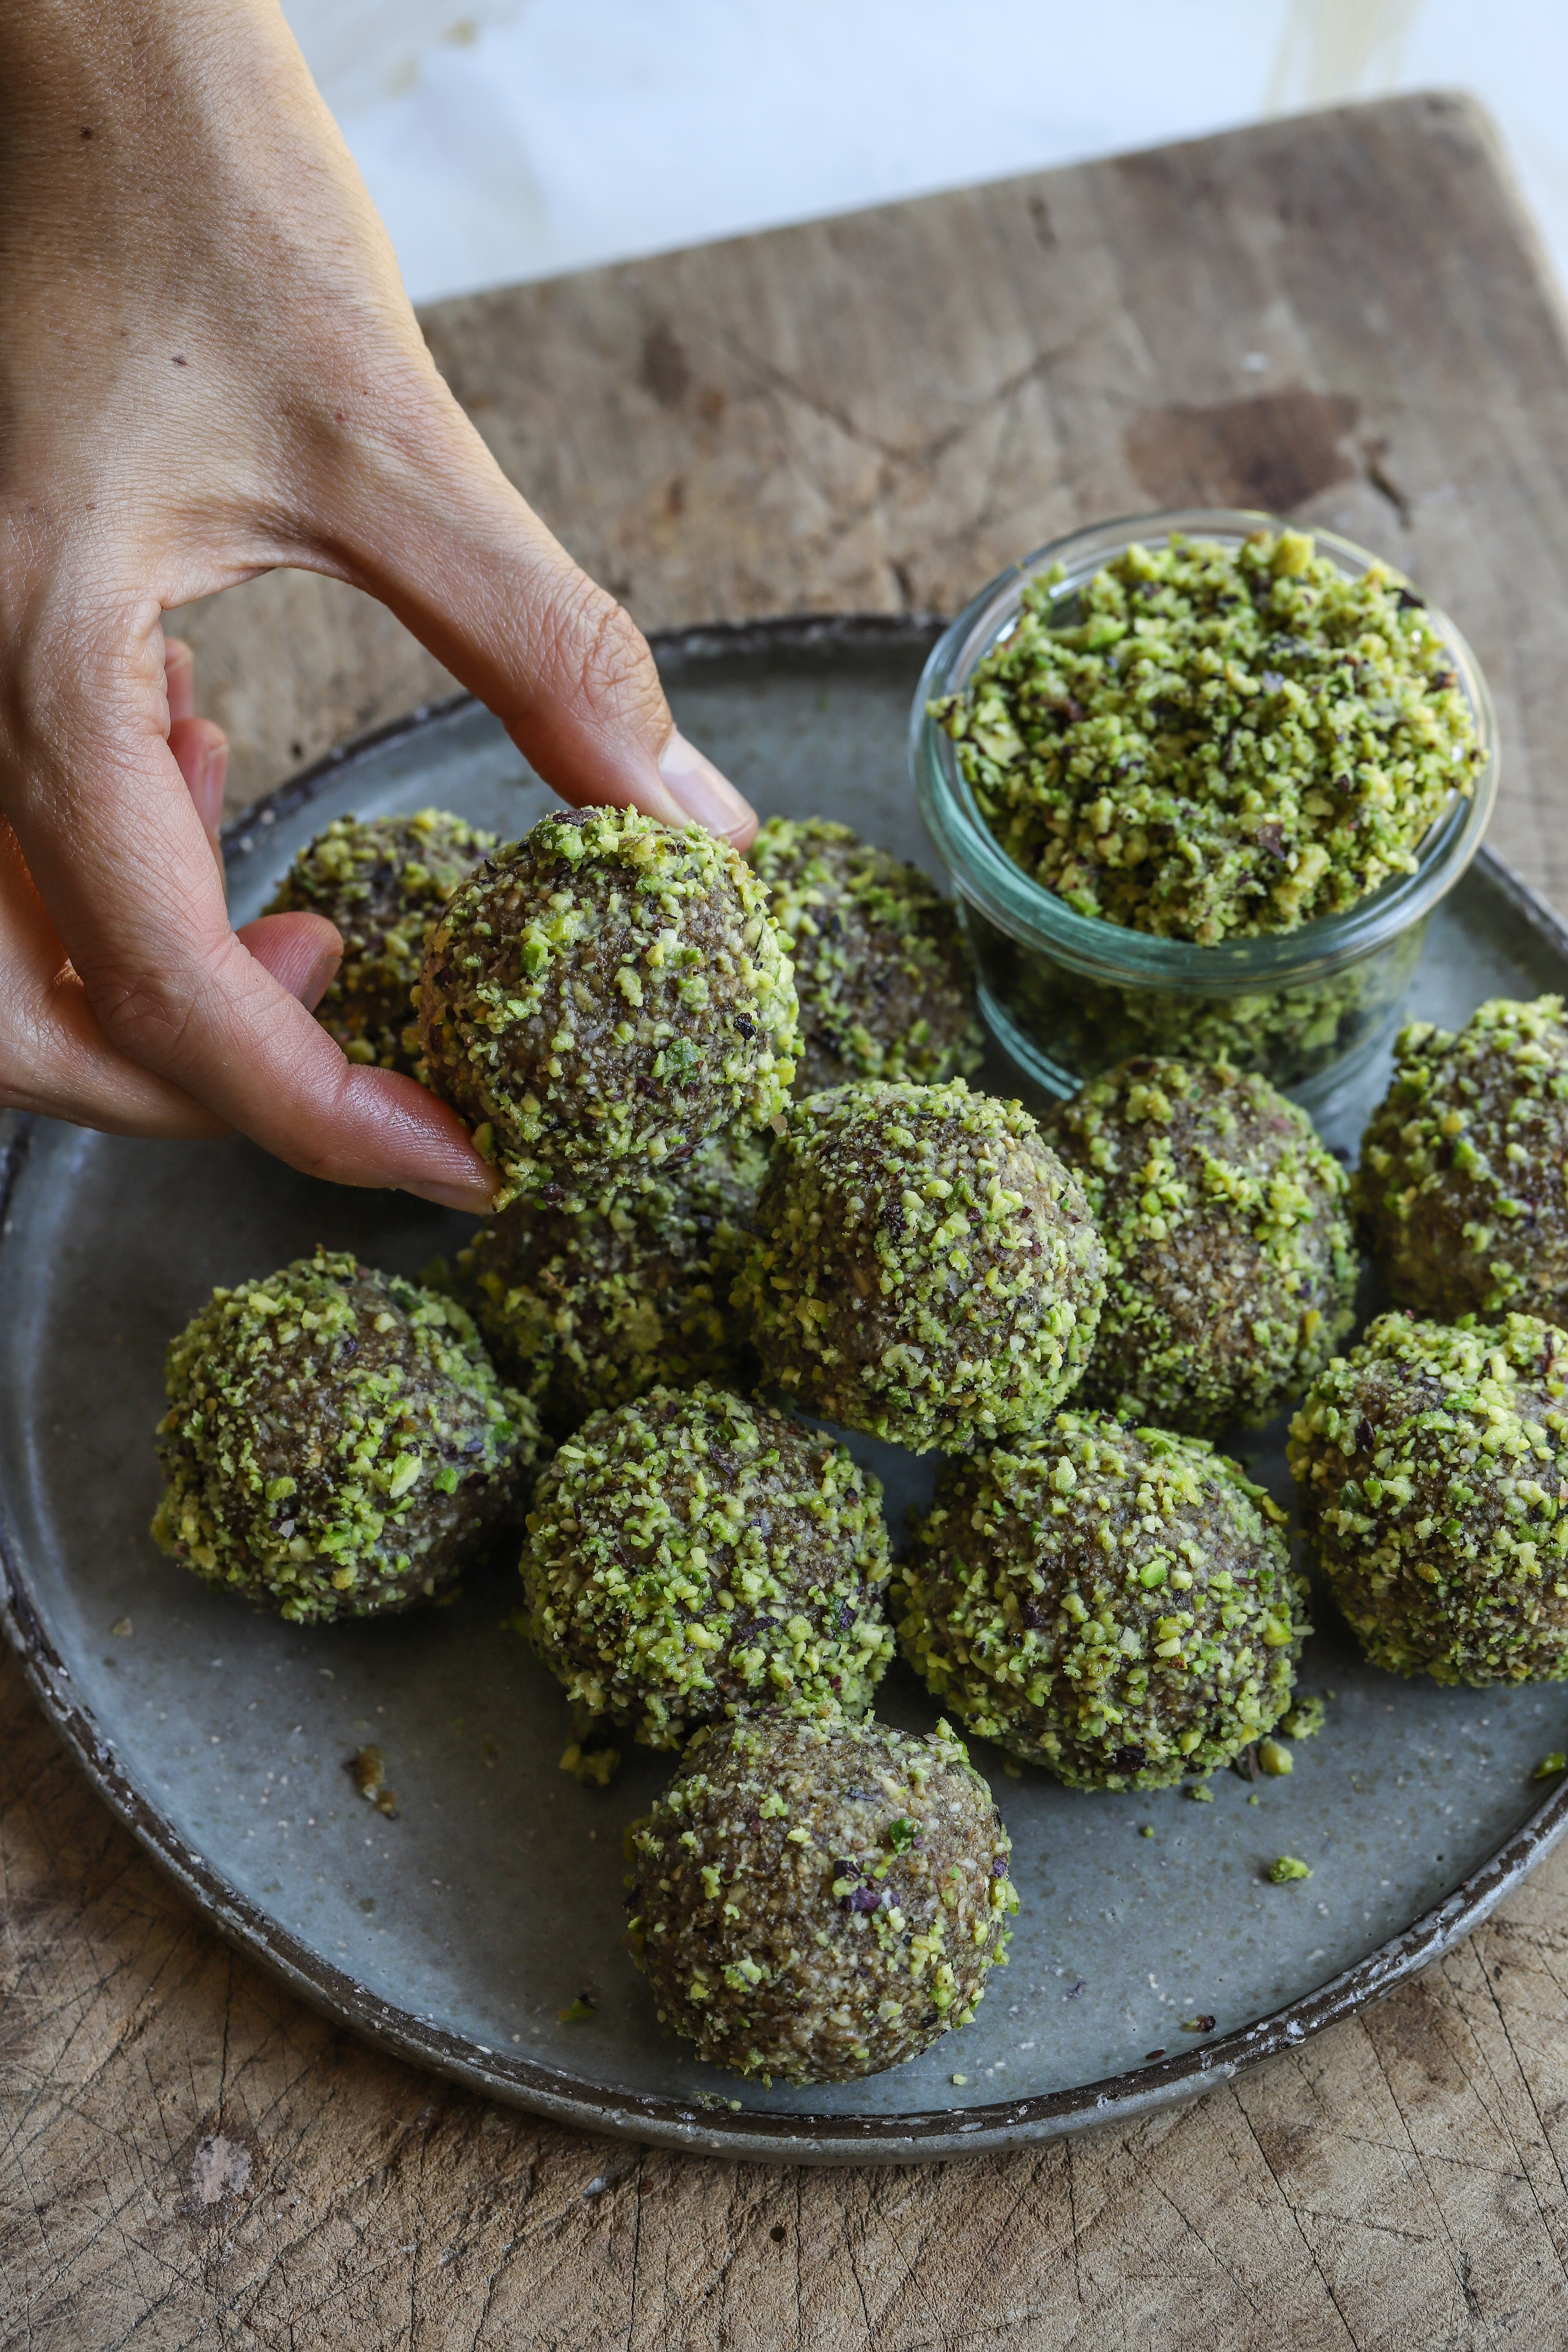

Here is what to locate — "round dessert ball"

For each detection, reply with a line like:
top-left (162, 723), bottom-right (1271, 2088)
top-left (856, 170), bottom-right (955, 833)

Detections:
top-left (749, 817), bottom-right (983, 1096)
top-left (625, 1713), bottom-right (1015, 2084)
top-left (734, 1079), bottom-right (1106, 1451)
top-left (416, 807), bottom-right (799, 1203)
top-left (1355, 997), bottom-right (1568, 1324)
top-left (462, 1128), bottom-right (765, 1433)
top-left (897, 1412), bottom-right (1307, 1788)
top-left (1043, 1056), bottom-right (1357, 1436)
top-left (263, 809), bottom-right (495, 1075)
top-left (1289, 1310), bottom-right (1568, 1683)
top-left (522, 1385), bottom-right (893, 1746)
top-left (152, 1250), bottom-right (539, 1623)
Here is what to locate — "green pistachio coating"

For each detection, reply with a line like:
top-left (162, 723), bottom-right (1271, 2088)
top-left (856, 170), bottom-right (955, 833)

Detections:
top-left (625, 1713), bottom-right (1015, 2083)
top-left (415, 807), bottom-right (799, 1205)
top-left (522, 1385), bottom-right (893, 1747)
top-left (263, 809), bottom-right (495, 1074)
top-left (735, 1080), bottom-right (1106, 1451)
top-left (749, 817), bottom-right (983, 1096)
top-left (1289, 1311), bottom-right (1568, 1683)
top-left (1354, 997), bottom-right (1568, 1324)
top-left (898, 1413), bottom-right (1305, 1788)
top-left (935, 529), bottom-right (1481, 943)
top-left (462, 1129), bottom-right (765, 1433)
top-left (1044, 1056), bottom-right (1357, 1435)
top-left (152, 1250), bottom-right (538, 1624)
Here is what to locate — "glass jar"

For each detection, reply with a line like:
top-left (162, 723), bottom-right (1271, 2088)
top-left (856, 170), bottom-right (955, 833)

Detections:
top-left (910, 508), bottom-right (1499, 1110)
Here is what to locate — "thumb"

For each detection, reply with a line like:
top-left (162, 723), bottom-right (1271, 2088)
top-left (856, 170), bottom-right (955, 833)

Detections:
top-left (298, 378), bottom-right (757, 848)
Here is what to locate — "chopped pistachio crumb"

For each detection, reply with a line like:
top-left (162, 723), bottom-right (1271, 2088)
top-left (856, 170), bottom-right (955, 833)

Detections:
top-left (1257, 1738), bottom-right (1293, 1777)
top-left (1268, 1855), bottom-right (1312, 1883)
top-left (1187, 1785), bottom-right (1214, 1803)
top-left (935, 529), bottom-right (1481, 944)
top-left (1140, 1824), bottom-right (1155, 1838)
top-left (1279, 1695), bottom-right (1326, 1740)
top-left (560, 1740), bottom-right (622, 1788)
top-left (558, 1995), bottom-right (597, 2023)
top-left (1534, 1753), bottom-right (1567, 1781)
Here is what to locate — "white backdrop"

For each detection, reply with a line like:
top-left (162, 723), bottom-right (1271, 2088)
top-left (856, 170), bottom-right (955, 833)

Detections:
top-left (280, 0), bottom-right (1568, 307)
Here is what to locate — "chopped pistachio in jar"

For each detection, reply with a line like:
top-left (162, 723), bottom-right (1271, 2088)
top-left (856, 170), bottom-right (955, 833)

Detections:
top-left (936, 530), bottom-right (1481, 944)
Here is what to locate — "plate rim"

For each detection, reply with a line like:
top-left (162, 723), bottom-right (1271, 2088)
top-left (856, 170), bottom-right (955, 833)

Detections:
top-left (6, 620), bottom-right (1568, 2165)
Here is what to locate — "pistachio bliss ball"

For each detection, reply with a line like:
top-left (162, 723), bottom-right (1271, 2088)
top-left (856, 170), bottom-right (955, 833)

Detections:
top-left (263, 808), bottom-right (495, 1075)
top-left (898, 1413), bottom-right (1306, 1788)
top-left (749, 817), bottom-right (984, 1095)
top-left (462, 1127), bottom-right (764, 1434)
top-left (1289, 1311), bottom-right (1568, 1683)
top-left (521, 1385), bottom-right (893, 1746)
top-left (1044, 1056), bottom-right (1357, 1436)
top-left (416, 807), bottom-right (799, 1204)
top-left (152, 1251), bottom-right (539, 1623)
top-left (735, 1080), bottom-right (1106, 1451)
top-left (625, 1713), bottom-right (1015, 2084)
top-left (1355, 997), bottom-right (1568, 1325)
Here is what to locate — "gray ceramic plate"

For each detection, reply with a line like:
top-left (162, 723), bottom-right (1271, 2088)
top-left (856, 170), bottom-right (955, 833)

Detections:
top-left (6, 617), bottom-right (1568, 2166)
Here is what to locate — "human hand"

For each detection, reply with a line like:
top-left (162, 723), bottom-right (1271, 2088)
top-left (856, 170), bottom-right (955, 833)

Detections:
top-left (0, 0), bottom-right (753, 1209)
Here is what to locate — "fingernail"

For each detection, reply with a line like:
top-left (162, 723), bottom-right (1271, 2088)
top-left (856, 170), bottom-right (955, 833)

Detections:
top-left (403, 1177), bottom-right (498, 1214)
top-left (657, 730), bottom-right (755, 844)
top-left (197, 741), bottom-right (229, 831)
top-left (299, 942), bottom-right (343, 1013)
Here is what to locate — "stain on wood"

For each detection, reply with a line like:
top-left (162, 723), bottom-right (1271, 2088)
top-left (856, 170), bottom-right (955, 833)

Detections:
top-left (14, 92), bottom-right (1568, 2346)
top-left (1124, 386), bottom-right (1360, 511)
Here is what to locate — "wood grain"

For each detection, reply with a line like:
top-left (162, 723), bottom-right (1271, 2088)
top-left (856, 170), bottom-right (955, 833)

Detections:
top-left (12, 90), bottom-right (1568, 2348)
top-left (173, 91), bottom-right (1568, 906)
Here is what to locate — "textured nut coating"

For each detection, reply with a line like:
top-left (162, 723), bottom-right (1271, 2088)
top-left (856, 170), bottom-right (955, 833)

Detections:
top-left (416, 807), bottom-right (799, 1203)
top-left (735, 1080), bottom-right (1106, 1450)
top-left (152, 1251), bottom-right (538, 1623)
top-left (749, 818), bottom-right (983, 1096)
top-left (898, 1413), bottom-right (1306, 1788)
top-left (462, 1129), bottom-right (764, 1433)
top-left (1355, 997), bottom-right (1568, 1324)
top-left (625, 1714), bottom-right (1015, 2083)
top-left (522, 1386), bottom-right (893, 1746)
top-left (1044, 1056), bottom-right (1357, 1435)
top-left (1289, 1311), bottom-right (1568, 1683)
top-left (263, 809), bottom-right (494, 1074)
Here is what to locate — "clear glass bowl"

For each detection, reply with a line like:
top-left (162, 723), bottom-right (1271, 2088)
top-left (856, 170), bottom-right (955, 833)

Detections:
top-left (911, 507), bottom-right (1499, 1109)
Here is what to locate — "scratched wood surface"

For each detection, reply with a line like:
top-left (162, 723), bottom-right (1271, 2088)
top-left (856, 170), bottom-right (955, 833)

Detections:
top-left (10, 91), bottom-right (1568, 2349)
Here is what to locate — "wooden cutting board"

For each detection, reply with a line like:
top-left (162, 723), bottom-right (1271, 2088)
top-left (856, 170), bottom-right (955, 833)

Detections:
top-left (9, 90), bottom-right (1568, 2349)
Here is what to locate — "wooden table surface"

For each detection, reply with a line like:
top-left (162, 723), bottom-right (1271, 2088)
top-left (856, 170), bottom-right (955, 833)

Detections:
top-left (10, 90), bottom-right (1568, 2350)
